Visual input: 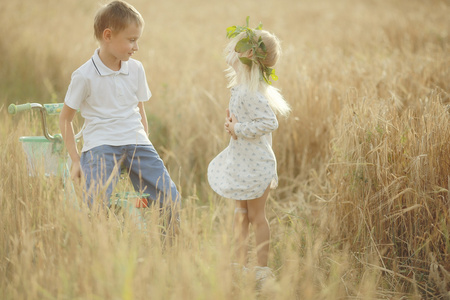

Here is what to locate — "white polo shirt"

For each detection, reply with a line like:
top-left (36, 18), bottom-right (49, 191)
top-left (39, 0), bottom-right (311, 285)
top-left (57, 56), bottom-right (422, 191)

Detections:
top-left (65, 49), bottom-right (152, 152)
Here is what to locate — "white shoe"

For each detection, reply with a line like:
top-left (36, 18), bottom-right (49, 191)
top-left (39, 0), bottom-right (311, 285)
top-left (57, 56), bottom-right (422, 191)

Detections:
top-left (254, 266), bottom-right (275, 290)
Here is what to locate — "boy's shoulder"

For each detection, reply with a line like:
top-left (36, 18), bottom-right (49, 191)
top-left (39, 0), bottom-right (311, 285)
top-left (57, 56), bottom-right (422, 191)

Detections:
top-left (71, 56), bottom-right (98, 77)
top-left (72, 55), bottom-right (145, 78)
top-left (127, 57), bottom-right (145, 71)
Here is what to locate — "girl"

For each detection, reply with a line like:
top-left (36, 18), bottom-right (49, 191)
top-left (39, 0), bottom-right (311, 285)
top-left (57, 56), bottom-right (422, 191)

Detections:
top-left (207, 18), bottom-right (290, 284)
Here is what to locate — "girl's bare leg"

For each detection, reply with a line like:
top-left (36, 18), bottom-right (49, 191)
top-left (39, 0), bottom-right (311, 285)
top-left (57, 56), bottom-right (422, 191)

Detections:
top-left (247, 187), bottom-right (270, 267)
top-left (233, 200), bottom-right (249, 265)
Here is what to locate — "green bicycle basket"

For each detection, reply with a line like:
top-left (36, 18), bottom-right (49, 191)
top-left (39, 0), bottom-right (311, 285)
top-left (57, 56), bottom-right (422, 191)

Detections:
top-left (19, 136), bottom-right (67, 177)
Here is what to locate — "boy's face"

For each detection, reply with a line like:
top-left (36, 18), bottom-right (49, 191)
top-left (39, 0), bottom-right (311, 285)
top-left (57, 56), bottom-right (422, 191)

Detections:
top-left (108, 23), bottom-right (142, 61)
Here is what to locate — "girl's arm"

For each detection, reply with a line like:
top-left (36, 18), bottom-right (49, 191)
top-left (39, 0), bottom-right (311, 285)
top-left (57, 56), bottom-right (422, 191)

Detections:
top-left (228, 93), bottom-right (278, 139)
top-left (59, 104), bottom-right (81, 180)
top-left (225, 108), bottom-right (238, 140)
top-left (138, 101), bottom-right (149, 135)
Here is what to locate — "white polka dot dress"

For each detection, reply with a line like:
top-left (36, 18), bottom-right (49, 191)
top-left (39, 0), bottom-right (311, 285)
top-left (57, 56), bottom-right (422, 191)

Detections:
top-left (207, 85), bottom-right (279, 200)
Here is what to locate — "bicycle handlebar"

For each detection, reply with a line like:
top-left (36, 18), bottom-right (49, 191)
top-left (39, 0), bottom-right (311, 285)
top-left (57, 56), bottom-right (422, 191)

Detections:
top-left (8, 103), bottom-right (32, 115)
top-left (8, 103), bottom-right (64, 115)
top-left (8, 102), bottom-right (83, 142)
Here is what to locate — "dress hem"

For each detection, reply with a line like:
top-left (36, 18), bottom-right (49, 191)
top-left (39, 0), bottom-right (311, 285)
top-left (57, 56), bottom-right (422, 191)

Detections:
top-left (211, 177), bottom-right (277, 201)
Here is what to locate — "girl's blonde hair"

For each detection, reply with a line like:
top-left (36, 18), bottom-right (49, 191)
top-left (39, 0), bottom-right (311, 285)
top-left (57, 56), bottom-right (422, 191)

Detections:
top-left (94, 0), bottom-right (144, 41)
top-left (225, 30), bottom-right (291, 117)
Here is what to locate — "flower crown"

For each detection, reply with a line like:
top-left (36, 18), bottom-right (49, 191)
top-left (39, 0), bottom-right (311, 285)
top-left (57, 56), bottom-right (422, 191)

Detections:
top-left (226, 16), bottom-right (278, 85)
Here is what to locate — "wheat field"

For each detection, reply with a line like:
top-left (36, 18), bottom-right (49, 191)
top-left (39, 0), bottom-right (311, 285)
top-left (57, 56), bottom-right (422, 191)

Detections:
top-left (1, 0), bottom-right (449, 299)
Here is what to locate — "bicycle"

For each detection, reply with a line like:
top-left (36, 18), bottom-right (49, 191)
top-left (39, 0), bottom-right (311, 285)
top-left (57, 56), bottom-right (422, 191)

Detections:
top-left (8, 102), bottom-right (149, 225)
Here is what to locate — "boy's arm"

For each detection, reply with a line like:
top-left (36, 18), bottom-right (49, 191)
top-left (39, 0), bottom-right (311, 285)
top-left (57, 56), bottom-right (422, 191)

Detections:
top-left (59, 104), bottom-right (81, 180)
top-left (138, 101), bottom-right (149, 135)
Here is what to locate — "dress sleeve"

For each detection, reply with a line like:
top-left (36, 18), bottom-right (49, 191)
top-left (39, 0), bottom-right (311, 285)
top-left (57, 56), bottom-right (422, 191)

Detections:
top-left (234, 91), bottom-right (278, 139)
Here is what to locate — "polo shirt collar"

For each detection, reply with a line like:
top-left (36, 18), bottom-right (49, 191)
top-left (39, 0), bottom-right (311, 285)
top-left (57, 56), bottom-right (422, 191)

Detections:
top-left (91, 48), bottom-right (129, 76)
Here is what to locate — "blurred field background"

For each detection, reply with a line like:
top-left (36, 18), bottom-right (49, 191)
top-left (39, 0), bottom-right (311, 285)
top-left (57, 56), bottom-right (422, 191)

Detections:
top-left (1, 0), bottom-right (449, 299)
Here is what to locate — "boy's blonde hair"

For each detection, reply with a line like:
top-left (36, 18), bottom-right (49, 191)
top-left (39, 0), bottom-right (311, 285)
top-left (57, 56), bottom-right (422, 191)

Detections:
top-left (225, 30), bottom-right (291, 117)
top-left (94, 0), bottom-right (144, 41)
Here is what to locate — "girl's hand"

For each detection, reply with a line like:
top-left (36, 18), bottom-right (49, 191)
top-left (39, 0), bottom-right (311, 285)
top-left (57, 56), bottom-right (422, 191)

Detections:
top-left (224, 108), bottom-right (238, 140)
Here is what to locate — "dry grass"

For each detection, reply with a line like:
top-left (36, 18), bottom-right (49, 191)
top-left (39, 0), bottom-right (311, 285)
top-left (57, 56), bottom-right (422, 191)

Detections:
top-left (1, 0), bottom-right (449, 299)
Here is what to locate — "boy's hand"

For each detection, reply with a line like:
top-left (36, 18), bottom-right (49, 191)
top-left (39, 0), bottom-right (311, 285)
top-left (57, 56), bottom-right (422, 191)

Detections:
top-left (224, 108), bottom-right (238, 140)
top-left (70, 161), bottom-right (82, 182)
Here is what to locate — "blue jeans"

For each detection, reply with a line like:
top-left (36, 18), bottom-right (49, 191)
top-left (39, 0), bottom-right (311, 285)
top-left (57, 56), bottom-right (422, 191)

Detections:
top-left (80, 144), bottom-right (180, 209)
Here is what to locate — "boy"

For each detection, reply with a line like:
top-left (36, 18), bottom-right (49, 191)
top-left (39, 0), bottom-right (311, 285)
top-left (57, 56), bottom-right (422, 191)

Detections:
top-left (59, 0), bottom-right (180, 214)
